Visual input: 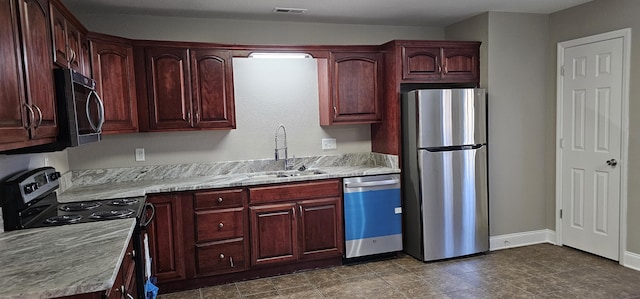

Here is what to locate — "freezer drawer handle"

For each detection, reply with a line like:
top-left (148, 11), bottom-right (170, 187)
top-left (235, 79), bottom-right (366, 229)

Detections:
top-left (344, 179), bottom-right (400, 188)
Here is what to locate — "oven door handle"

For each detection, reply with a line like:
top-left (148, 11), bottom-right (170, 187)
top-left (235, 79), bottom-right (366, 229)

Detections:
top-left (141, 202), bottom-right (155, 228)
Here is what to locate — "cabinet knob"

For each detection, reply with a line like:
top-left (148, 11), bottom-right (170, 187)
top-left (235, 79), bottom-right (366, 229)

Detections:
top-left (219, 253), bottom-right (225, 259)
top-left (127, 250), bottom-right (135, 259)
top-left (218, 222), bottom-right (224, 229)
top-left (217, 197), bottom-right (223, 203)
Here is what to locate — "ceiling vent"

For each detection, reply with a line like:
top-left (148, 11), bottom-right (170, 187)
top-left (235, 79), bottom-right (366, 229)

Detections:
top-left (273, 7), bottom-right (308, 14)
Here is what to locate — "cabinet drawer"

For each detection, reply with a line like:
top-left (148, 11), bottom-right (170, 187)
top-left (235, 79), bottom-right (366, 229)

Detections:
top-left (249, 180), bottom-right (341, 204)
top-left (194, 189), bottom-right (245, 209)
top-left (195, 238), bottom-right (246, 276)
top-left (195, 208), bottom-right (244, 242)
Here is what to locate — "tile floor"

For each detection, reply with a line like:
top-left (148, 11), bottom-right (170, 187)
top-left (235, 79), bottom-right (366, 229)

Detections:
top-left (158, 244), bottom-right (640, 299)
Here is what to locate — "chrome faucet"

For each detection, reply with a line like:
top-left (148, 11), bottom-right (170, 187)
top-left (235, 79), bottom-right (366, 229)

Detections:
top-left (275, 124), bottom-right (293, 170)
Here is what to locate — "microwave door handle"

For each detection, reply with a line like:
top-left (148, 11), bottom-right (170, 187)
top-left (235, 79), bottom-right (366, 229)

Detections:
top-left (85, 90), bottom-right (105, 133)
top-left (86, 91), bottom-right (98, 132)
top-left (94, 91), bottom-right (105, 133)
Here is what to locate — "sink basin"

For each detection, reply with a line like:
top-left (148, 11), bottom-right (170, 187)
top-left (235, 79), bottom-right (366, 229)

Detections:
top-left (276, 169), bottom-right (326, 177)
top-left (248, 169), bottom-right (327, 180)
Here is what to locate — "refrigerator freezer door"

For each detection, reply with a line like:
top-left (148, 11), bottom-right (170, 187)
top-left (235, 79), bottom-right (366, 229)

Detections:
top-left (418, 146), bottom-right (489, 260)
top-left (411, 89), bottom-right (486, 148)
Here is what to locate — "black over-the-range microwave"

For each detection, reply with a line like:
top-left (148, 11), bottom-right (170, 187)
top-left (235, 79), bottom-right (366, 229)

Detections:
top-left (5, 68), bottom-right (105, 154)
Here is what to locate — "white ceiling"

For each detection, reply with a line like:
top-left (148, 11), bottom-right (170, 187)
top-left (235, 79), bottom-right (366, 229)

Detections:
top-left (61, 0), bottom-right (592, 27)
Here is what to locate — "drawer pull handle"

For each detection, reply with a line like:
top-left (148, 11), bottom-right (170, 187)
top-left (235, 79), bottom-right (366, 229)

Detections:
top-left (217, 197), bottom-right (223, 203)
top-left (219, 253), bottom-right (225, 259)
top-left (218, 222), bottom-right (224, 228)
top-left (230, 256), bottom-right (234, 268)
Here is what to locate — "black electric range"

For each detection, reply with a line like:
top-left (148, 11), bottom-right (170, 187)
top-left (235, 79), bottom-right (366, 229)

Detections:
top-left (0, 167), bottom-right (146, 230)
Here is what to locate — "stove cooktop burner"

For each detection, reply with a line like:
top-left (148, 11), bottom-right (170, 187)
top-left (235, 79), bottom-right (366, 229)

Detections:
top-left (108, 198), bottom-right (139, 206)
top-left (59, 202), bottom-right (102, 212)
top-left (45, 215), bottom-right (83, 224)
top-left (89, 208), bottom-right (135, 220)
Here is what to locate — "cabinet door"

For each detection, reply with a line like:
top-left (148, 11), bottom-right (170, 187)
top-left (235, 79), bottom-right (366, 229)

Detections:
top-left (0, 0), bottom-right (29, 147)
top-left (66, 22), bottom-right (82, 73)
top-left (298, 197), bottom-right (343, 260)
top-left (79, 35), bottom-right (91, 77)
top-left (145, 47), bottom-right (192, 130)
top-left (91, 39), bottom-right (138, 133)
top-left (19, 0), bottom-right (57, 140)
top-left (49, 4), bottom-right (68, 67)
top-left (442, 47), bottom-right (479, 82)
top-left (147, 194), bottom-right (186, 282)
top-left (190, 49), bottom-right (235, 129)
top-left (250, 203), bottom-right (298, 266)
top-left (329, 52), bottom-right (382, 124)
top-left (402, 46), bottom-right (441, 80)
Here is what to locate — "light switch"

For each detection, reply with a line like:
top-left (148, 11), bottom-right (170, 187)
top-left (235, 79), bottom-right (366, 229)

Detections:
top-left (135, 148), bottom-right (145, 162)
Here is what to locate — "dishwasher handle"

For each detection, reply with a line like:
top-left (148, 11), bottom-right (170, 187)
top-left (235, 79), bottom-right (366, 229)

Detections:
top-left (344, 179), bottom-right (400, 189)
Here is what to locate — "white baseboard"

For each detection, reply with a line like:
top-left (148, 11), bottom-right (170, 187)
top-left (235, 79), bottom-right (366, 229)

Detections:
top-left (623, 251), bottom-right (640, 271)
top-left (491, 230), bottom-right (640, 271)
top-left (490, 229), bottom-right (556, 251)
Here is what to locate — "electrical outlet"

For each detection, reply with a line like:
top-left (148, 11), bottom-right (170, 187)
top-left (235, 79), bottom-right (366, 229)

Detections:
top-left (321, 138), bottom-right (337, 150)
top-left (135, 148), bottom-right (145, 162)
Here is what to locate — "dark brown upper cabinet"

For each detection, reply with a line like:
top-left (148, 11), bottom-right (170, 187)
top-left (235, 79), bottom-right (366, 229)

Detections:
top-left (49, 1), bottom-right (90, 76)
top-left (0, 0), bottom-right (58, 152)
top-left (401, 42), bottom-right (480, 83)
top-left (319, 51), bottom-right (383, 125)
top-left (137, 45), bottom-right (235, 131)
top-left (190, 49), bottom-right (236, 129)
top-left (90, 34), bottom-right (138, 134)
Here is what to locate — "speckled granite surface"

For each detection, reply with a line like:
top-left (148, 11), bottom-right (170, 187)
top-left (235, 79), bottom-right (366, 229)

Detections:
top-left (58, 153), bottom-right (400, 203)
top-left (0, 219), bottom-right (135, 299)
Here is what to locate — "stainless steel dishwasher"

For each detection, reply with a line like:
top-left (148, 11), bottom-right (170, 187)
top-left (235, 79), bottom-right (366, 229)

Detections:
top-left (343, 174), bottom-right (402, 258)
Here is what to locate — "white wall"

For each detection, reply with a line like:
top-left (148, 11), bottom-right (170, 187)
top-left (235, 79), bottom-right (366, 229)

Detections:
top-left (446, 12), bottom-right (549, 236)
top-left (73, 13), bottom-right (444, 45)
top-left (0, 151), bottom-right (69, 180)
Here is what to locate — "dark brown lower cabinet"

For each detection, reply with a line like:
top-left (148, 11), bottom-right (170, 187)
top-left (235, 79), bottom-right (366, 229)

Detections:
top-left (191, 188), bottom-right (249, 277)
top-left (146, 180), bottom-right (343, 294)
top-left (250, 202), bottom-right (298, 266)
top-left (249, 180), bottom-right (344, 267)
top-left (299, 197), bottom-right (343, 260)
top-left (146, 193), bottom-right (186, 282)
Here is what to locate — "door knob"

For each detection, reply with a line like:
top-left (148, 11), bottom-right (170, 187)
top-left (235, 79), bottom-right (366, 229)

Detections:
top-left (606, 159), bottom-right (618, 167)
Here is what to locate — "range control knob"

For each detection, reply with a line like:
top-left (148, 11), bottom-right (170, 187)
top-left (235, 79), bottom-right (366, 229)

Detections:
top-left (24, 183), bottom-right (38, 194)
top-left (49, 172), bottom-right (60, 181)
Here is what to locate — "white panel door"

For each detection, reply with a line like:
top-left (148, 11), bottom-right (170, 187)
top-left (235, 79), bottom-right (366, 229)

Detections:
top-left (561, 37), bottom-right (623, 260)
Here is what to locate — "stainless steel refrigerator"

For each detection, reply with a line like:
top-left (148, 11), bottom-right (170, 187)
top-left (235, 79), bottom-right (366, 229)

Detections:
top-left (401, 88), bottom-right (489, 261)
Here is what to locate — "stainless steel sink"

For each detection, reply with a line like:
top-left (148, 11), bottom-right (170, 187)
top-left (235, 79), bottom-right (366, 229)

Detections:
top-left (247, 169), bottom-right (327, 180)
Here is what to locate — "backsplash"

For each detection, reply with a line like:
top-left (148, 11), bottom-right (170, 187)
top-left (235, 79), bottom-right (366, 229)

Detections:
top-left (66, 153), bottom-right (398, 188)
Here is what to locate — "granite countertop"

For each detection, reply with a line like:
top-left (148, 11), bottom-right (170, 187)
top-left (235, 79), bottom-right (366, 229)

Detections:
top-left (0, 219), bottom-right (135, 299)
top-left (58, 165), bottom-right (399, 203)
top-left (58, 154), bottom-right (400, 203)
